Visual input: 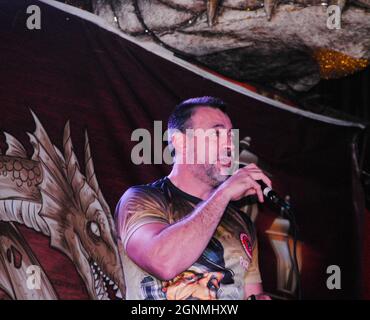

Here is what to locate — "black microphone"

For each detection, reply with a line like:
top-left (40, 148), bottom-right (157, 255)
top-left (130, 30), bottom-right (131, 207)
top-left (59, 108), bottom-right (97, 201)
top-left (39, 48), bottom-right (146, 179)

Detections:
top-left (257, 180), bottom-right (291, 215)
top-left (237, 163), bottom-right (291, 214)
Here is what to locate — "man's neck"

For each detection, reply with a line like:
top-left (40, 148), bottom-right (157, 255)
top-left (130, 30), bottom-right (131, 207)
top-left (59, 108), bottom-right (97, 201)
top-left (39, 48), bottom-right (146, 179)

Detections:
top-left (167, 164), bottom-right (215, 200)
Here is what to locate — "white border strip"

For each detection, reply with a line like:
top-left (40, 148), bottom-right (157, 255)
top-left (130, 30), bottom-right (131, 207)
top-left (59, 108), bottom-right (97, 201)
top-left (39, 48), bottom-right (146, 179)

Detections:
top-left (37, 0), bottom-right (365, 129)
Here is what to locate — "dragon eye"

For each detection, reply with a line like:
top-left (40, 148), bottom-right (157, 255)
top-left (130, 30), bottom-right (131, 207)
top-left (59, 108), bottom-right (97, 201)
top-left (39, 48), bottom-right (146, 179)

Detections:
top-left (88, 221), bottom-right (101, 238)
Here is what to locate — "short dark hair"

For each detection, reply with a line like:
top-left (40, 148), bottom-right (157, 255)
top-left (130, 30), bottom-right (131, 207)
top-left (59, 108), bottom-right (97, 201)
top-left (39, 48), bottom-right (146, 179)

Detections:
top-left (167, 96), bottom-right (227, 157)
top-left (168, 96), bottom-right (227, 133)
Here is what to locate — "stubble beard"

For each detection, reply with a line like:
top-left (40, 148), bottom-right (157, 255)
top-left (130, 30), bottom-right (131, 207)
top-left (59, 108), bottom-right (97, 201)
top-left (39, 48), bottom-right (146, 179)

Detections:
top-left (192, 163), bottom-right (228, 188)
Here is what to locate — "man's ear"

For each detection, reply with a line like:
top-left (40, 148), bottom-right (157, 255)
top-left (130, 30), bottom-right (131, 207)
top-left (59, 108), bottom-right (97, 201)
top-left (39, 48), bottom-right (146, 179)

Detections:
top-left (170, 129), bottom-right (186, 163)
top-left (171, 130), bottom-right (185, 153)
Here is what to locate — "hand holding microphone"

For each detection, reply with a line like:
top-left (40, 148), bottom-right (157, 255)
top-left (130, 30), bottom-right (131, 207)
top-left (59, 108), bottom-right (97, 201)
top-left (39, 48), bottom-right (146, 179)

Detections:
top-left (217, 163), bottom-right (272, 203)
top-left (218, 163), bottom-right (291, 213)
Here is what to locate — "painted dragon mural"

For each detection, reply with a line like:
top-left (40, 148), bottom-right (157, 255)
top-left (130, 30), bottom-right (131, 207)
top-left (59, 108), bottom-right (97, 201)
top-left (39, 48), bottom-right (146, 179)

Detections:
top-left (0, 111), bottom-right (125, 300)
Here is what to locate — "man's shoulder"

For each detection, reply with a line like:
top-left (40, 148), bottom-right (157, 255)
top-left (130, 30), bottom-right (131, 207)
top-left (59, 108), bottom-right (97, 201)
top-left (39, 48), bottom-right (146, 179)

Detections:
top-left (114, 178), bottom-right (171, 242)
top-left (118, 177), bottom-right (169, 207)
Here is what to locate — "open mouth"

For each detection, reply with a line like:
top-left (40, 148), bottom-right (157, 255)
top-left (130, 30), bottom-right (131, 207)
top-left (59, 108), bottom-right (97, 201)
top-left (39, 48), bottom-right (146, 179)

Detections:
top-left (89, 260), bottom-right (123, 300)
top-left (219, 158), bottom-right (232, 167)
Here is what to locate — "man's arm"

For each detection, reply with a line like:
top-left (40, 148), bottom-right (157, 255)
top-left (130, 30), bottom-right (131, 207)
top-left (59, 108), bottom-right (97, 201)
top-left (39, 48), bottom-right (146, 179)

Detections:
top-left (125, 188), bottom-right (230, 280)
top-left (119, 164), bottom-right (271, 280)
top-left (243, 230), bottom-right (271, 300)
top-left (244, 283), bottom-right (271, 300)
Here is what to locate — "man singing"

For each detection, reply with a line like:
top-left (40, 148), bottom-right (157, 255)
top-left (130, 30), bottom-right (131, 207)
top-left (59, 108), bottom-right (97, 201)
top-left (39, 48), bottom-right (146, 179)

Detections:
top-left (115, 96), bottom-right (271, 300)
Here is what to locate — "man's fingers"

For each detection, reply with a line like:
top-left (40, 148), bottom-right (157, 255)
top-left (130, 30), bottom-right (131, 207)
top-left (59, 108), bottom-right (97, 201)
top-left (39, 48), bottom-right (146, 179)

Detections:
top-left (228, 165), bottom-right (271, 202)
top-left (240, 166), bottom-right (260, 174)
top-left (246, 172), bottom-right (272, 188)
top-left (246, 177), bottom-right (264, 202)
top-left (244, 189), bottom-right (257, 196)
top-left (259, 175), bottom-right (272, 188)
top-left (245, 163), bottom-right (258, 170)
top-left (239, 165), bottom-right (272, 187)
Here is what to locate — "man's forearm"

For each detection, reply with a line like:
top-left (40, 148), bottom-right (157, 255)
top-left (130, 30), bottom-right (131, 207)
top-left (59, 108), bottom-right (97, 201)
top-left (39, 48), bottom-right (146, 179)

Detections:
top-left (145, 187), bottom-right (231, 279)
top-left (245, 283), bottom-right (271, 300)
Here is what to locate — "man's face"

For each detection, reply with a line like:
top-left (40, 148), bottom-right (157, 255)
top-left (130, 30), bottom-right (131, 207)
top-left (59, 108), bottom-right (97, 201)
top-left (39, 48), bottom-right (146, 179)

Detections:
top-left (183, 106), bottom-right (235, 187)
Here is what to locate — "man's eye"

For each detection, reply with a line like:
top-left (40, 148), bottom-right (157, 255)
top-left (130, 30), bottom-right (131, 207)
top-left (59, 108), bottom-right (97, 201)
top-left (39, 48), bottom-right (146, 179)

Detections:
top-left (207, 130), bottom-right (218, 138)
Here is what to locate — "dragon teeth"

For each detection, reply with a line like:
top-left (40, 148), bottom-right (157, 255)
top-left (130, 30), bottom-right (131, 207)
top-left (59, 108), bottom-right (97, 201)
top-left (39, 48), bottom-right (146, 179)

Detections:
top-left (116, 290), bottom-right (122, 299)
top-left (91, 261), bottom-right (117, 300)
top-left (207, 0), bottom-right (219, 27)
top-left (95, 279), bottom-right (100, 289)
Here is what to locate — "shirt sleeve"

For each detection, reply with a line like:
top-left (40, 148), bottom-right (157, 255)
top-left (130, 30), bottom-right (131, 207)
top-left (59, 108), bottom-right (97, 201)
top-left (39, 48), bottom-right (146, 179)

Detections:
top-left (115, 186), bottom-right (170, 251)
top-left (244, 238), bottom-right (262, 284)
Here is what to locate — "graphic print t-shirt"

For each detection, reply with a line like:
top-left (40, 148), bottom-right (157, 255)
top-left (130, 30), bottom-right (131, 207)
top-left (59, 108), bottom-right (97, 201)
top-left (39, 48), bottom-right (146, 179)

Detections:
top-left (116, 177), bottom-right (262, 300)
